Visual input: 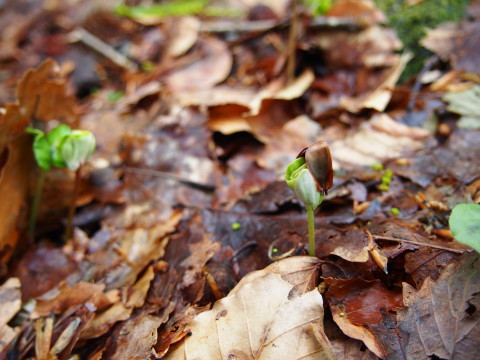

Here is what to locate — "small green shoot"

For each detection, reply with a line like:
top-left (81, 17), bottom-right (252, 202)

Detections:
top-left (231, 222), bottom-right (241, 231)
top-left (106, 91), bottom-right (124, 103)
top-left (449, 203), bottom-right (480, 253)
top-left (27, 124), bottom-right (96, 240)
top-left (377, 168), bottom-right (393, 191)
top-left (286, 141), bottom-right (333, 257)
top-left (372, 162), bottom-right (384, 171)
top-left (391, 208), bottom-right (400, 216)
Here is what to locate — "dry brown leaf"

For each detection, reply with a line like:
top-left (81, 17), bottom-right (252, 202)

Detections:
top-left (167, 37), bottom-right (232, 93)
top-left (398, 252), bottom-right (480, 359)
top-left (326, 0), bottom-right (386, 24)
top-left (0, 277), bottom-right (22, 352)
top-left (421, 21), bottom-right (480, 73)
top-left (165, 256), bottom-right (337, 360)
top-left (16, 58), bottom-right (77, 123)
top-left (340, 52), bottom-right (412, 113)
top-left (330, 113), bottom-right (431, 169)
top-left (81, 266), bottom-right (155, 340)
top-left (110, 314), bottom-right (163, 360)
top-left (33, 282), bottom-right (113, 318)
top-left (0, 136), bottom-right (31, 263)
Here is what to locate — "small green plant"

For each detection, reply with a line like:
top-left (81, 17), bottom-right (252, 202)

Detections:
top-left (376, 167), bottom-right (393, 192)
top-left (449, 203), bottom-right (480, 254)
top-left (26, 124), bottom-right (95, 240)
top-left (231, 222), bottom-right (241, 231)
top-left (285, 141), bottom-right (333, 256)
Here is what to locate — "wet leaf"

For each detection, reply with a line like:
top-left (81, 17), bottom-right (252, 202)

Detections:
top-left (449, 203), bottom-right (480, 253)
top-left (325, 278), bottom-right (404, 358)
top-left (398, 252), bottom-right (480, 359)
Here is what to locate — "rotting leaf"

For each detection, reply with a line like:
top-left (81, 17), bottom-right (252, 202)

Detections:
top-left (164, 256), bottom-right (336, 360)
top-left (398, 252), bottom-right (480, 359)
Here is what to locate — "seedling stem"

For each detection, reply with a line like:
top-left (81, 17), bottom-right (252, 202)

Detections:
top-left (307, 205), bottom-right (315, 256)
top-left (29, 169), bottom-right (46, 240)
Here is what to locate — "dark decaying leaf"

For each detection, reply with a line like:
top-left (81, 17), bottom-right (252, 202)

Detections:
top-left (398, 252), bottom-right (480, 360)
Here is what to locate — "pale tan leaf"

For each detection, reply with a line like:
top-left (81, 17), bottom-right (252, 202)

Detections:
top-left (341, 52), bottom-right (412, 113)
top-left (81, 266), bottom-right (155, 339)
top-left (398, 252), bottom-right (480, 359)
top-left (0, 278), bottom-right (22, 352)
top-left (165, 256), bottom-right (336, 360)
top-left (167, 16), bottom-right (200, 57)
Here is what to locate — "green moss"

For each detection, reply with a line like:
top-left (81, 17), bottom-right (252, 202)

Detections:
top-left (373, 0), bottom-right (472, 81)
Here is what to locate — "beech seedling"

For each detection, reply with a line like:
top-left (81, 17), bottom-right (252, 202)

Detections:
top-left (26, 124), bottom-right (95, 240)
top-left (286, 141), bottom-right (333, 256)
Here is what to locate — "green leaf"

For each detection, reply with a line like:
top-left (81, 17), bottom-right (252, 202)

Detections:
top-left (443, 85), bottom-right (480, 129)
top-left (32, 134), bottom-right (52, 170)
top-left (449, 203), bottom-right (480, 253)
top-left (60, 130), bottom-right (96, 171)
top-left (47, 124), bottom-right (71, 168)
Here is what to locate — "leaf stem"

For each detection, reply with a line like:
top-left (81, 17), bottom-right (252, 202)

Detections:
top-left (307, 205), bottom-right (316, 256)
top-left (65, 167), bottom-right (81, 240)
top-left (29, 169), bottom-right (46, 241)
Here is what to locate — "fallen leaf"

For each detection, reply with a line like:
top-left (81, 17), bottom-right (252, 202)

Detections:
top-left (0, 136), bottom-right (31, 263)
top-left (326, 0), bottom-right (386, 24)
top-left (165, 256), bottom-right (337, 360)
top-left (325, 278), bottom-right (404, 358)
top-left (167, 37), bottom-right (232, 93)
top-left (109, 313), bottom-right (163, 360)
top-left (16, 59), bottom-right (77, 123)
top-left (0, 277), bottom-right (22, 352)
top-left (398, 252), bottom-right (480, 359)
top-left (443, 85), bottom-right (480, 129)
top-left (81, 265), bottom-right (155, 339)
top-left (330, 113), bottom-right (430, 169)
top-left (421, 20), bottom-right (480, 73)
top-left (340, 52), bottom-right (412, 113)
top-left (33, 282), bottom-right (112, 318)
top-left (166, 16), bottom-right (200, 57)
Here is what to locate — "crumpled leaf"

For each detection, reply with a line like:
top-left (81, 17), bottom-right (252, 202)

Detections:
top-left (0, 277), bottom-right (22, 352)
top-left (398, 252), bottom-right (480, 359)
top-left (80, 265), bottom-right (155, 339)
top-left (330, 113), bottom-right (430, 169)
top-left (165, 256), bottom-right (337, 360)
top-left (443, 85), bottom-right (480, 129)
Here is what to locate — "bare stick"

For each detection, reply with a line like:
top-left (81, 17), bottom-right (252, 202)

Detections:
top-left (372, 235), bottom-right (465, 254)
top-left (68, 27), bottom-right (138, 71)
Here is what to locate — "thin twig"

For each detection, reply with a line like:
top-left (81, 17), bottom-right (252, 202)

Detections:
top-left (372, 235), bottom-right (465, 254)
top-left (122, 166), bottom-right (216, 192)
top-left (199, 16), bottom-right (362, 34)
top-left (68, 27), bottom-right (138, 71)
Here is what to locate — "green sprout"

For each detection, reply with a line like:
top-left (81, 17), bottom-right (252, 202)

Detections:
top-left (376, 167), bottom-right (393, 192)
top-left (286, 141), bottom-right (333, 257)
top-left (391, 207), bottom-right (400, 216)
top-left (26, 124), bottom-right (95, 240)
top-left (231, 222), bottom-right (241, 231)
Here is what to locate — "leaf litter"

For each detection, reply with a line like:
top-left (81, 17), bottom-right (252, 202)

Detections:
top-left (0, 0), bottom-right (479, 359)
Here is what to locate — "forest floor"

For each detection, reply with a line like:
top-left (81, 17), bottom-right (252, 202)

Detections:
top-left (0, 1), bottom-right (479, 359)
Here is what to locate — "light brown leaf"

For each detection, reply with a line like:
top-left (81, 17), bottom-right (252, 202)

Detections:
top-left (16, 58), bottom-right (77, 123)
top-left (165, 256), bottom-right (337, 360)
top-left (0, 277), bottom-right (21, 352)
top-left (166, 16), bottom-right (200, 57)
top-left (0, 136), bottom-right (31, 263)
top-left (167, 37), bottom-right (232, 93)
top-left (398, 252), bottom-right (480, 359)
top-left (80, 266), bottom-right (155, 339)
